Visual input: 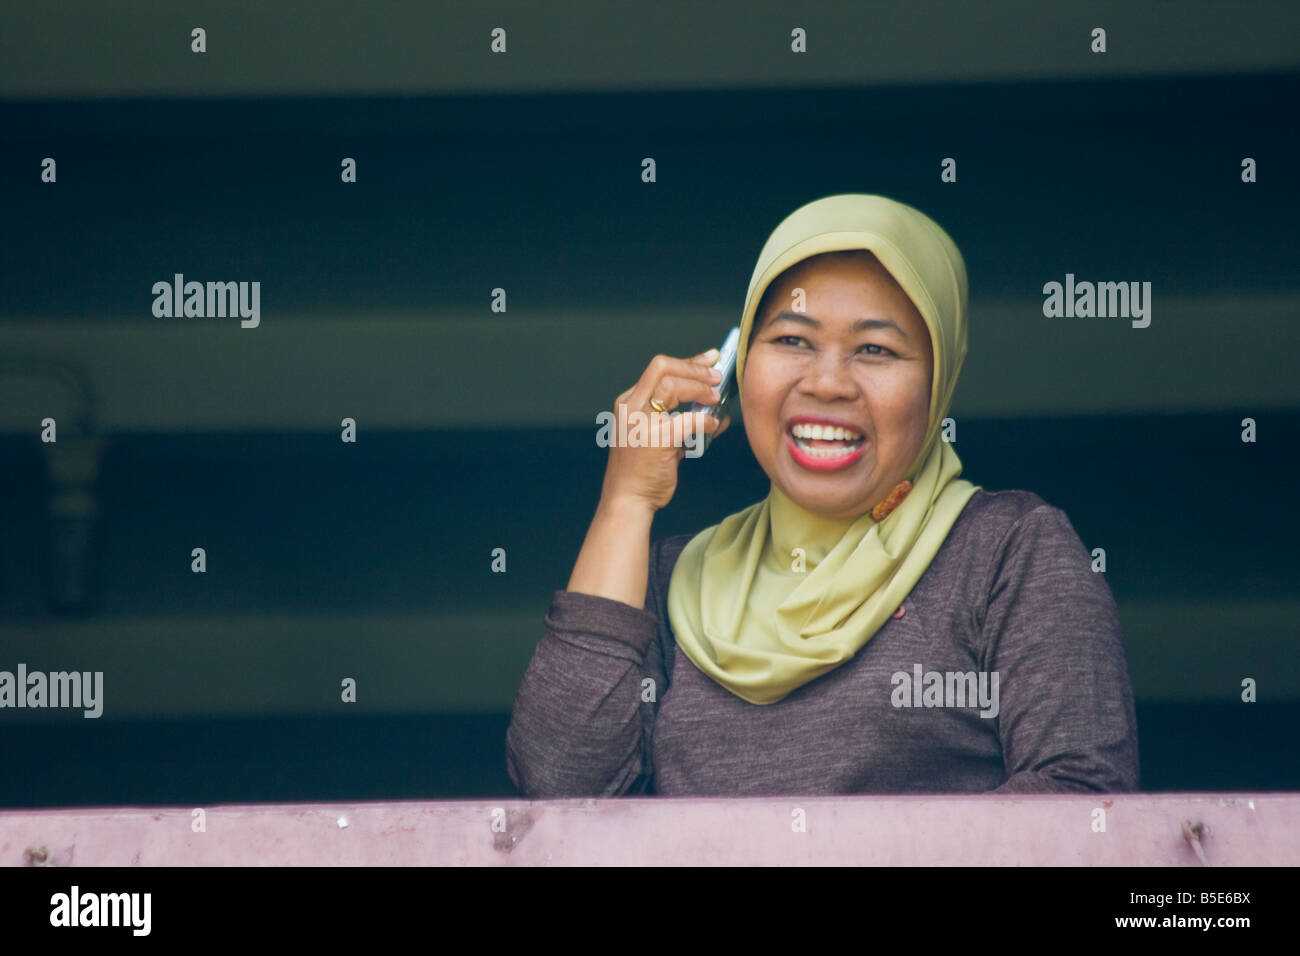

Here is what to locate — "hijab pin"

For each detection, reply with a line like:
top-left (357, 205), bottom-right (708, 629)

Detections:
top-left (871, 480), bottom-right (914, 522)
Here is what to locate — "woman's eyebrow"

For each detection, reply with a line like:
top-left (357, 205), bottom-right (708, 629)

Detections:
top-left (769, 310), bottom-right (907, 337)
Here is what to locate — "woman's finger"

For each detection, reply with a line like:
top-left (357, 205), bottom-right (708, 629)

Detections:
top-left (666, 409), bottom-right (724, 448)
top-left (640, 374), bottom-right (722, 413)
top-left (628, 352), bottom-right (724, 412)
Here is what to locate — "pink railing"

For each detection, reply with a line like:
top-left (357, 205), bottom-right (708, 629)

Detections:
top-left (2, 793), bottom-right (1294, 866)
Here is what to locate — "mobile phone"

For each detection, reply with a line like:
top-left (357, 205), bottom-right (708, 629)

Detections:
top-left (684, 326), bottom-right (739, 457)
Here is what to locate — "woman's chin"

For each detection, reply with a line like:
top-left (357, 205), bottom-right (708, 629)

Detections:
top-left (778, 474), bottom-right (881, 521)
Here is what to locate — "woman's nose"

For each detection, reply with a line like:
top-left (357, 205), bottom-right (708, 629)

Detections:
top-left (800, 351), bottom-right (859, 398)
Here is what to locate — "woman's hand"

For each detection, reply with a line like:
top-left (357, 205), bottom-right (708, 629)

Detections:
top-left (599, 348), bottom-right (732, 514)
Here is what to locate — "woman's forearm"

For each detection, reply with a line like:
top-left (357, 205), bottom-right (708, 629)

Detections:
top-left (566, 495), bottom-right (656, 609)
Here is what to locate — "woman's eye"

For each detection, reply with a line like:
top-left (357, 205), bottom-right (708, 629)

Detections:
top-left (860, 344), bottom-right (894, 356)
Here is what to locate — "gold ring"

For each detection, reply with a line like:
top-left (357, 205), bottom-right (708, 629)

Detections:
top-left (649, 397), bottom-right (667, 413)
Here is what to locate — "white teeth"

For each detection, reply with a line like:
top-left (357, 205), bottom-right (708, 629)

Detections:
top-left (790, 423), bottom-right (864, 441)
top-left (796, 442), bottom-right (859, 458)
top-left (790, 422), bottom-right (865, 460)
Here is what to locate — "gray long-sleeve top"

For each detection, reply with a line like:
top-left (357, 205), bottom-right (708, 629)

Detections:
top-left (506, 489), bottom-right (1140, 796)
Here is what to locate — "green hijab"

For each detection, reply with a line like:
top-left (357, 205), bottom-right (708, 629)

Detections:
top-left (665, 194), bottom-right (980, 705)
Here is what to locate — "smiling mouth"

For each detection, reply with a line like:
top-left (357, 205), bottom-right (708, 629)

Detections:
top-left (786, 423), bottom-right (867, 469)
top-left (788, 422), bottom-right (865, 456)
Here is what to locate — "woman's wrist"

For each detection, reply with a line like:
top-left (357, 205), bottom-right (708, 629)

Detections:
top-left (595, 493), bottom-right (658, 527)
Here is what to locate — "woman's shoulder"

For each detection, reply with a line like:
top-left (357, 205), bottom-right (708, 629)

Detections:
top-left (649, 531), bottom-right (699, 580)
top-left (957, 487), bottom-right (1054, 530)
top-left (950, 487), bottom-right (1094, 572)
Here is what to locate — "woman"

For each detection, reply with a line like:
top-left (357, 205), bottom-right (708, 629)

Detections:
top-left (507, 193), bottom-right (1139, 796)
